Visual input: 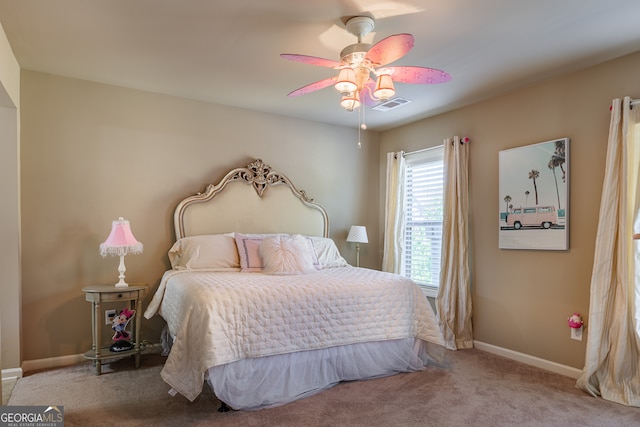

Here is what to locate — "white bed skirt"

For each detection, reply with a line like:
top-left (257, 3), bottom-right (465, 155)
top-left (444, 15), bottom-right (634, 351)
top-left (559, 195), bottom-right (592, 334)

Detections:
top-left (206, 337), bottom-right (445, 411)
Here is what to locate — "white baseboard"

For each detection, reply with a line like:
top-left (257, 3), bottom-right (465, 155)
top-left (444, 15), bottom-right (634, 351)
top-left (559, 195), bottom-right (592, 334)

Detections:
top-left (1, 367), bottom-right (23, 380)
top-left (474, 341), bottom-right (583, 379)
top-left (20, 342), bottom-right (164, 374)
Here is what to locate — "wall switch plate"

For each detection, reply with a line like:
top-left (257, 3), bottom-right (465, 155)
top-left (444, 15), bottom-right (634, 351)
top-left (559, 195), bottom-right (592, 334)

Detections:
top-left (571, 326), bottom-right (583, 341)
top-left (105, 309), bottom-right (117, 325)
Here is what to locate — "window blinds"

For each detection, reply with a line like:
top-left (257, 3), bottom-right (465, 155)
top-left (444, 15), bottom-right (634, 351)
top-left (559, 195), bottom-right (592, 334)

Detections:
top-left (403, 147), bottom-right (444, 288)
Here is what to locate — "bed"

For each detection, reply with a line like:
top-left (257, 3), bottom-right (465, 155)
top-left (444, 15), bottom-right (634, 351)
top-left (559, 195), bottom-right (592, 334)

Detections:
top-left (144, 159), bottom-right (446, 411)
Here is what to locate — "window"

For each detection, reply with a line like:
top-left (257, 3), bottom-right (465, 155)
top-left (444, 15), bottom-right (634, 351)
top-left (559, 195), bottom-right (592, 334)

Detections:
top-left (402, 146), bottom-right (444, 297)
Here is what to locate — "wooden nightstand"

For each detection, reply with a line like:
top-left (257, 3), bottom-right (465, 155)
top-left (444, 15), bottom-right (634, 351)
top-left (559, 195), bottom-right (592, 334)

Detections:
top-left (82, 284), bottom-right (149, 375)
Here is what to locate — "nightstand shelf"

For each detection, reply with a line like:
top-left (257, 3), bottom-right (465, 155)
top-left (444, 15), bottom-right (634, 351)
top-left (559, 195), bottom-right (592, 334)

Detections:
top-left (83, 344), bottom-right (142, 359)
top-left (82, 284), bottom-right (149, 375)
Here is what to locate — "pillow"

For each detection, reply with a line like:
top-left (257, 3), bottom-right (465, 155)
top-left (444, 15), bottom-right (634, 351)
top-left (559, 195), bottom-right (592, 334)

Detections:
top-left (235, 233), bottom-right (320, 272)
top-left (259, 235), bottom-right (318, 275)
top-left (234, 233), bottom-right (270, 272)
top-left (168, 234), bottom-right (240, 270)
top-left (307, 236), bottom-right (348, 268)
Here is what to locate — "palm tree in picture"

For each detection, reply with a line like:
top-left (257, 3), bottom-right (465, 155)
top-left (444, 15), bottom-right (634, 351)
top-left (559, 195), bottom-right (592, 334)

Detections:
top-left (528, 169), bottom-right (540, 205)
top-left (525, 190), bottom-right (530, 206)
top-left (548, 157), bottom-right (562, 209)
top-left (503, 195), bottom-right (512, 222)
top-left (554, 139), bottom-right (566, 183)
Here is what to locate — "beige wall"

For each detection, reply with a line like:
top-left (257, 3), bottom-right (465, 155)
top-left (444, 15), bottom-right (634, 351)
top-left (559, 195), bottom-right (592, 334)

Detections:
top-left (0, 21), bottom-right (21, 372)
top-left (379, 50), bottom-right (640, 369)
top-left (16, 47), bottom-right (640, 370)
top-left (19, 71), bottom-right (380, 361)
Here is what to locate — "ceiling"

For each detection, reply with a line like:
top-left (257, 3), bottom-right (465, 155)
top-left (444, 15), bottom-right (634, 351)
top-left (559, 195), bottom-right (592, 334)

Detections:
top-left (1, 0), bottom-right (640, 131)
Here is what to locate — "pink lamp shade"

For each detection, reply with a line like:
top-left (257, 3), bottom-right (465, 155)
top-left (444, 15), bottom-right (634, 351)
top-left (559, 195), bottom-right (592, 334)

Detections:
top-left (100, 217), bottom-right (143, 287)
top-left (100, 217), bottom-right (143, 256)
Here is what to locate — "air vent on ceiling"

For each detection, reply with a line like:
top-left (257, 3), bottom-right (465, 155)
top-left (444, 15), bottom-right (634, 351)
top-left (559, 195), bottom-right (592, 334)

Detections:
top-left (372, 97), bottom-right (412, 112)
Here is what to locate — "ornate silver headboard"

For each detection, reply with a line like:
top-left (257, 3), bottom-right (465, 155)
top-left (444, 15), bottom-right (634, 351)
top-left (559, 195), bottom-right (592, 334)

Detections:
top-left (174, 159), bottom-right (329, 240)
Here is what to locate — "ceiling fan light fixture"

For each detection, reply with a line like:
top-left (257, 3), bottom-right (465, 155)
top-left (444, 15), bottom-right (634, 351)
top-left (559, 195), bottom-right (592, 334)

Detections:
top-left (373, 74), bottom-right (396, 101)
top-left (335, 68), bottom-right (357, 95)
top-left (281, 15), bottom-right (450, 147)
top-left (340, 91), bottom-right (361, 111)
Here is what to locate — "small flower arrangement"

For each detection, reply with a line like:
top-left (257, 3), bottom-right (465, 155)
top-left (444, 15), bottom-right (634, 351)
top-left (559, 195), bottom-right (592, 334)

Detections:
top-left (568, 313), bottom-right (584, 329)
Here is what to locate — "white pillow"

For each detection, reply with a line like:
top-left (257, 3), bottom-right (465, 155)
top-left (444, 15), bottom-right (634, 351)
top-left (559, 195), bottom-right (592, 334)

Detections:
top-left (307, 236), bottom-right (348, 268)
top-left (168, 234), bottom-right (240, 270)
top-left (234, 233), bottom-right (272, 272)
top-left (259, 235), bottom-right (318, 275)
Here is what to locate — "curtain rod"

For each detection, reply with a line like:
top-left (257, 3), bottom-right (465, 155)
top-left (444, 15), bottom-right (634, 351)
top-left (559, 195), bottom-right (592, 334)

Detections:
top-left (404, 145), bottom-right (442, 157)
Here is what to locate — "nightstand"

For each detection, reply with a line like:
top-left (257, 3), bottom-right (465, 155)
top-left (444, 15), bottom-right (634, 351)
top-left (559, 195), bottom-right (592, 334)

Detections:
top-left (82, 284), bottom-right (149, 375)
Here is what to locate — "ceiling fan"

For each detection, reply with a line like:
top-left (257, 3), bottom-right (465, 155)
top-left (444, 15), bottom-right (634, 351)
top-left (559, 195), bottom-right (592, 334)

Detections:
top-left (281, 16), bottom-right (451, 112)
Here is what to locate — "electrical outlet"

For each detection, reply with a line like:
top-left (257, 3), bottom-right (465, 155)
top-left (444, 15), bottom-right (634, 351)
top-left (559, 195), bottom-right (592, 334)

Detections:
top-left (105, 309), bottom-right (117, 325)
top-left (571, 326), bottom-right (583, 341)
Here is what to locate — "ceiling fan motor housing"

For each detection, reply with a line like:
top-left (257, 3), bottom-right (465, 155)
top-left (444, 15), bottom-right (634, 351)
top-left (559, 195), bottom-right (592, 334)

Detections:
top-left (340, 44), bottom-right (370, 64)
top-left (345, 16), bottom-right (375, 41)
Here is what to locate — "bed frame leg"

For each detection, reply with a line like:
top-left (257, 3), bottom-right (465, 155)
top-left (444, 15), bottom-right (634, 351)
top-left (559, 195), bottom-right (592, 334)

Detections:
top-left (217, 401), bottom-right (230, 413)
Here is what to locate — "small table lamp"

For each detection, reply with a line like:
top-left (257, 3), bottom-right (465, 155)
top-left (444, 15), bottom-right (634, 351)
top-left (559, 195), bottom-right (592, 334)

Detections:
top-left (100, 217), bottom-right (143, 287)
top-left (347, 225), bottom-right (368, 267)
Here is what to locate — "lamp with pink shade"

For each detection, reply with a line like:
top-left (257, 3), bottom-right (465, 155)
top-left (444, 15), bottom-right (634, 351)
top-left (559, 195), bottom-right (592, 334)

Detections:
top-left (99, 217), bottom-right (143, 287)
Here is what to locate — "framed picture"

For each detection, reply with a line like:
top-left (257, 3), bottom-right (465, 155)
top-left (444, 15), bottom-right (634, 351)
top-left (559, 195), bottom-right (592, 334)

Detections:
top-left (499, 138), bottom-right (569, 250)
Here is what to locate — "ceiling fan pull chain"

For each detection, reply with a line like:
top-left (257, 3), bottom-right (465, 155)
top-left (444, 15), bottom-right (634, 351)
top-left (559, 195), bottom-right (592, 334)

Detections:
top-left (357, 112), bottom-right (362, 149)
top-left (357, 107), bottom-right (362, 149)
top-left (357, 103), bottom-right (367, 149)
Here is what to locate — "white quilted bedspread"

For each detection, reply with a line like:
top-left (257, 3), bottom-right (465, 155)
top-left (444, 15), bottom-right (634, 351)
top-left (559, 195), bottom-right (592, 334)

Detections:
top-left (144, 267), bottom-right (444, 401)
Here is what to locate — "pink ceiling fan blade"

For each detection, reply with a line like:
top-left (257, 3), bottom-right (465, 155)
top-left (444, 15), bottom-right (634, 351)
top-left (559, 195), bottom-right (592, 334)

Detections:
top-left (385, 66), bottom-right (451, 84)
top-left (365, 34), bottom-right (414, 66)
top-left (280, 54), bottom-right (342, 69)
top-left (287, 76), bottom-right (338, 97)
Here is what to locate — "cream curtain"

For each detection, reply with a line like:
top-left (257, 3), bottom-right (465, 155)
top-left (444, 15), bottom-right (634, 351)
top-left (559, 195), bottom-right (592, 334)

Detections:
top-left (576, 97), bottom-right (640, 406)
top-left (437, 136), bottom-right (473, 350)
top-left (382, 151), bottom-right (406, 273)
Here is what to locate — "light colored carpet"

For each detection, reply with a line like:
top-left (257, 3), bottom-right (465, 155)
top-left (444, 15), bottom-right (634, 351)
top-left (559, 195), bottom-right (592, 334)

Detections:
top-left (7, 349), bottom-right (640, 426)
top-left (2, 377), bottom-right (17, 405)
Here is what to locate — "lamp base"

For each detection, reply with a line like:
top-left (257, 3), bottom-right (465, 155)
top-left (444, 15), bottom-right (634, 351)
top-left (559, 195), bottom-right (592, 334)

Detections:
top-left (114, 255), bottom-right (129, 287)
